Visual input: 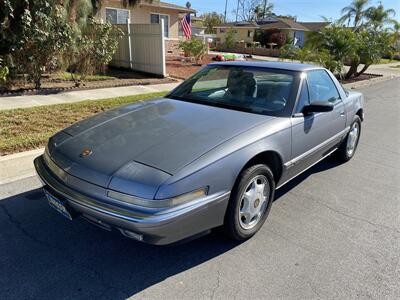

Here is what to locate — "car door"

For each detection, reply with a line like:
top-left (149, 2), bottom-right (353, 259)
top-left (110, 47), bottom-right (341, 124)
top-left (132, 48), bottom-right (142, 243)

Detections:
top-left (288, 70), bottom-right (346, 178)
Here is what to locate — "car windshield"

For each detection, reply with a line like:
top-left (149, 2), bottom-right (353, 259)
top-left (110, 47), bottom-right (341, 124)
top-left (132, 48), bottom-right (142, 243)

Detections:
top-left (167, 65), bottom-right (297, 116)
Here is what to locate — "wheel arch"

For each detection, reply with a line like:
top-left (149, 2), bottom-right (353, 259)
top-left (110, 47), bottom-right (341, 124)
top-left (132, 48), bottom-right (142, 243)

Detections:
top-left (356, 108), bottom-right (364, 121)
top-left (238, 151), bottom-right (283, 185)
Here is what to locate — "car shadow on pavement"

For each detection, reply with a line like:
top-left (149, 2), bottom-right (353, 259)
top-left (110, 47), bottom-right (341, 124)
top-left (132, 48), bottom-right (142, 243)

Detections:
top-left (0, 188), bottom-right (240, 299)
top-left (0, 157), bottom-right (342, 299)
top-left (274, 156), bottom-right (343, 201)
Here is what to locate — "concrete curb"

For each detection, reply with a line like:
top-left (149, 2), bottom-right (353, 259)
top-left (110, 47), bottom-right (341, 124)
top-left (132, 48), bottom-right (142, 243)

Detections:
top-left (0, 148), bottom-right (44, 185)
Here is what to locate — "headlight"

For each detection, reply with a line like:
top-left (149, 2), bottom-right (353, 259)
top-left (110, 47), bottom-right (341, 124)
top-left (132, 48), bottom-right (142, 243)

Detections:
top-left (107, 188), bottom-right (208, 208)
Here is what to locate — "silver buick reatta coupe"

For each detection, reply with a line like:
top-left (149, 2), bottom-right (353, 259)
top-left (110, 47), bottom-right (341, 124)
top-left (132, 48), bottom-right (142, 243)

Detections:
top-left (35, 62), bottom-right (364, 245)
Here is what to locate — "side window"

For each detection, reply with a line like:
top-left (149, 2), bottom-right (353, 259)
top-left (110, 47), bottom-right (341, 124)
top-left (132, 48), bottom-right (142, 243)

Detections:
top-left (295, 79), bottom-right (310, 113)
top-left (307, 70), bottom-right (340, 103)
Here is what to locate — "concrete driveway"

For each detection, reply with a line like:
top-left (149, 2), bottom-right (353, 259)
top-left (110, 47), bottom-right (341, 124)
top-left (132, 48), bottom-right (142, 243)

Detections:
top-left (0, 78), bottom-right (399, 299)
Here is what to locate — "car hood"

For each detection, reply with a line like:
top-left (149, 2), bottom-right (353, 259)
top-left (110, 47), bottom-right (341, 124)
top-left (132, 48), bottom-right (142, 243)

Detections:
top-left (48, 98), bottom-right (273, 197)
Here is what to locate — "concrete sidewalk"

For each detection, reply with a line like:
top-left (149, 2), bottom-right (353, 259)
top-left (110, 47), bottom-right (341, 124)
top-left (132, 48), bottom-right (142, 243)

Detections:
top-left (0, 81), bottom-right (180, 110)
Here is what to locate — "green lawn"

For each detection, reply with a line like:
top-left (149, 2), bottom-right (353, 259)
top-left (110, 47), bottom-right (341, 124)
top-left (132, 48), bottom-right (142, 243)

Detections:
top-left (53, 72), bottom-right (116, 81)
top-left (377, 58), bottom-right (394, 64)
top-left (0, 92), bottom-right (166, 155)
top-left (390, 65), bottom-right (400, 68)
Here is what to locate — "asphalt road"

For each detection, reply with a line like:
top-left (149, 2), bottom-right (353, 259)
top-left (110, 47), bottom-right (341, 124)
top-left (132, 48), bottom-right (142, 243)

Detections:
top-left (1, 78), bottom-right (399, 300)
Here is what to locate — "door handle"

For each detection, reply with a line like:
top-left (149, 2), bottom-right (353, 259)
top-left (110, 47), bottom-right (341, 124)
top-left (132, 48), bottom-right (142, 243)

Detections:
top-left (339, 111), bottom-right (345, 117)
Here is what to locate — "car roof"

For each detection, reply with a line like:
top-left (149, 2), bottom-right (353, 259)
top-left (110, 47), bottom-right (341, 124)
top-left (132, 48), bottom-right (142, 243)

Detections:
top-left (208, 61), bottom-right (322, 72)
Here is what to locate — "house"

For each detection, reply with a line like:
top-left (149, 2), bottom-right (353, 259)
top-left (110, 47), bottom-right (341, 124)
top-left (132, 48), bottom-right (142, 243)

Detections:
top-left (214, 21), bottom-right (259, 45)
top-left (258, 17), bottom-right (310, 47)
top-left (191, 16), bottom-right (206, 36)
top-left (96, 0), bottom-right (195, 55)
top-left (214, 17), bottom-right (330, 48)
top-left (190, 16), bottom-right (218, 46)
top-left (298, 21), bottom-right (331, 32)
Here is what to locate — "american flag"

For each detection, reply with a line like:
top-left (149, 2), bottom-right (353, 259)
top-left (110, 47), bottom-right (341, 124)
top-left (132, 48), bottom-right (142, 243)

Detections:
top-left (181, 14), bottom-right (192, 39)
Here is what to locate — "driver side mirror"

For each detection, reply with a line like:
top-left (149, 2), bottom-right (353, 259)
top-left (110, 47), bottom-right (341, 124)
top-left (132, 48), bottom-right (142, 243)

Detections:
top-left (302, 101), bottom-right (334, 115)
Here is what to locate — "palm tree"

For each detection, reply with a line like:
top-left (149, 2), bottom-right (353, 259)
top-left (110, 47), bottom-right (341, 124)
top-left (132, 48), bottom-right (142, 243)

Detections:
top-left (339, 0), bottom-right (370, 29)
top-left (364, 3), bottom-right (396, 30)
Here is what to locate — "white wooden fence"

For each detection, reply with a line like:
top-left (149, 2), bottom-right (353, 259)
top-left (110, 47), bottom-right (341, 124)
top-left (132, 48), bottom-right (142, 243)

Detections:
top-left (110, 21), bottom-right (166, 77)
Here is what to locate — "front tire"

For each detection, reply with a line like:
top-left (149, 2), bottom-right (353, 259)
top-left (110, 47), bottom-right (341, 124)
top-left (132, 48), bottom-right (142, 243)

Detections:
top-left (224, 164), bottom-right (275, 241)
top-left (336, 115), bottom-right (361, 162)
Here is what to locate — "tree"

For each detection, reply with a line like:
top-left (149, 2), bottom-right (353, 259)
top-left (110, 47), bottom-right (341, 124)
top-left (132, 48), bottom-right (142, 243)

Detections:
top-left (62, 0), bottom-right (93, 29)
top-left (288, 23), bottom-right (393, 78)
top-left (364, 3), bottom-right (396, 31)
top-left (225, 28), bottom-right (236, 49)
top-left (65, 19), bottom-right (123, 86)
top-left (236, 0), bottom-right (273, 22)
top-left (186, 2), bottom-right (191, 9)
top-left (391, 20), bottom-right (400, 51)
top-left (345, 29), bottom-right (393, 78)
top-left (202, 12), bottom-right (224, 34)
top-left (16, 1), bottom-right (72, 89)
top-left (283, 25), bottom-right (356, 75)
top-left (254, 2), bottom-right (274, 20)
top-left (339, 0), bottom-right (370, 29)
top-left (0, 0), bottom-right (32, 56)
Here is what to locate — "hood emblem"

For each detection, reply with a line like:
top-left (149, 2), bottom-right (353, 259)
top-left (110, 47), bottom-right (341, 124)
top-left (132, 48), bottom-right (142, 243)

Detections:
top-left (80, 148), bottom-right (93, 158)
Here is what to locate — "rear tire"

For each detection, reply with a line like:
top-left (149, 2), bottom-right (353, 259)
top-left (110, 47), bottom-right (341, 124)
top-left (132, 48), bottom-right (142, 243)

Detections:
top-left (336, 115), bottom-right (361, 162)
top-left (224, 164), bottom-right (275, 241)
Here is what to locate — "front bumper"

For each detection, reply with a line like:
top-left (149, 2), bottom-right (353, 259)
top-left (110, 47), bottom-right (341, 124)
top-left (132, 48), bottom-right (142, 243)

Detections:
top-left (34, 155), bottom-right (230, 245)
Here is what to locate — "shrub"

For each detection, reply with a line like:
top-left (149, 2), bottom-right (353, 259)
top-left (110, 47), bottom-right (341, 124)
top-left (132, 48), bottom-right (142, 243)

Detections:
top-left (224, 28), bottom-right (236, 49)
top-left (280, 45), bottom-right (344, 75)
top-left (279, 44), bottom-right (297, 60)
top-left (345, 29), bottom-right (393, 78)
top-left (15, 2), bottom-right (72, 89)
top-left (269, 32), bottom-right (287, 48)
top-left (66, 20), bottom-right (123, 86)
top-left (179, 37), bottom-right (207, 65)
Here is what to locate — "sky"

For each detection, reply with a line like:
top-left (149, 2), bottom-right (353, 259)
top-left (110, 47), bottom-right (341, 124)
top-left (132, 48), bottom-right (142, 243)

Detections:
top-left (167, 0), bottom-right (400, 22)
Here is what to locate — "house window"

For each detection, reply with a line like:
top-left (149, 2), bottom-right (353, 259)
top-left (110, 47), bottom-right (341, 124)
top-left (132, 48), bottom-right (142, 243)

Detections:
top-left (220, 28), bottom-right (226, 33)
top-left (247, 30), bottom-right (253, 38)
top-left (105, 8), bottom-right (129, 24)
top-left (150, 13), bottom-right (169, 38)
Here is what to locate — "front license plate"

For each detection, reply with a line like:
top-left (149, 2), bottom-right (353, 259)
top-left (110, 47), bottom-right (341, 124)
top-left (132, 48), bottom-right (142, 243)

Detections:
top-left (45, 191), bottom-right (73, 220)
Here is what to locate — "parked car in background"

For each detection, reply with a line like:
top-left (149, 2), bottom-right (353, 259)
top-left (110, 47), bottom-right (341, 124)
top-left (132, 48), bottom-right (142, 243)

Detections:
top-left (34, 62), bottom-right (364, 245)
